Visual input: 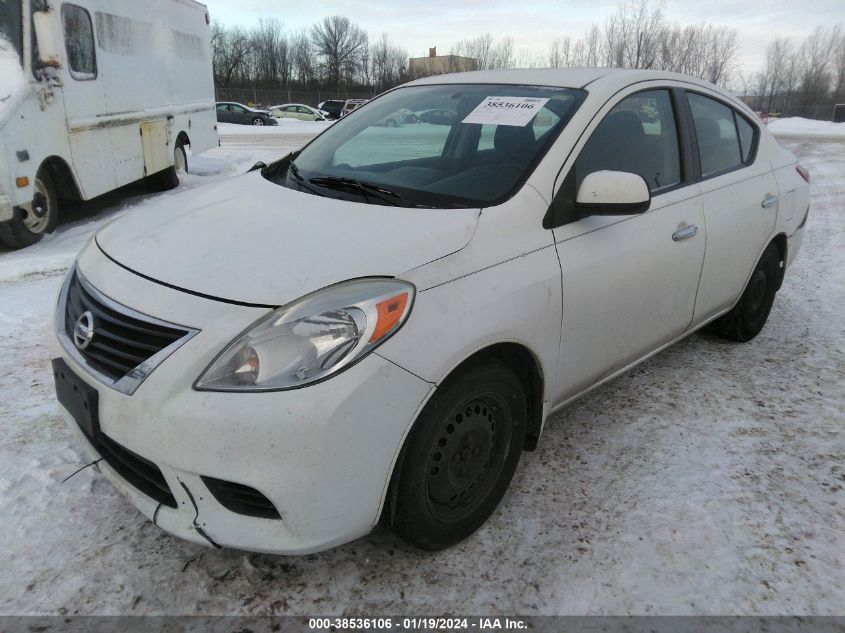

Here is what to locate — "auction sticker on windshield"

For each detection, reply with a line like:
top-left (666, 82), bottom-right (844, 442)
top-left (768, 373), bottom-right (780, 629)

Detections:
top-left (462, 96), bottom-right (550, 126)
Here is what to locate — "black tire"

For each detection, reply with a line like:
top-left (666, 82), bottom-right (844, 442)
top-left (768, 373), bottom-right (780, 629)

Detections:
top-left (383, 360), bottom-right (527, 550)
top-left (709, 242), bottom-right (782, 342)
top-left (0, 168), bottom-right (58, 250)
top-left (252, 117), bottom-right (264, 126)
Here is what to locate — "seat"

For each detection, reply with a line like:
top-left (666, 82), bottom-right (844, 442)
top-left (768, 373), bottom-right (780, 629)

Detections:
top-left (493, 125), bottom-right (536, 162)
top-left (577, 110), bottom-right (658, 189)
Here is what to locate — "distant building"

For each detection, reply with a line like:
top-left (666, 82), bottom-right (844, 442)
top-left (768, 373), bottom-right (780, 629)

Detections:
top-left (408, 47), bottom-right (479, 79)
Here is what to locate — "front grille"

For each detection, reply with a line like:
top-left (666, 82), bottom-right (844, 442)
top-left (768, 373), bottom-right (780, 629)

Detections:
top-left (64, 271), bottom-right (189, 382)
top-left (92, 432), bottom-right (177, 508)
top-left (202, 476), bottom-right (281, 519)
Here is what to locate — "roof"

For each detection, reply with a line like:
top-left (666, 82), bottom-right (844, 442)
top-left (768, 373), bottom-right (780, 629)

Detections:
top-left (405, 67), bottom-right (717, 92)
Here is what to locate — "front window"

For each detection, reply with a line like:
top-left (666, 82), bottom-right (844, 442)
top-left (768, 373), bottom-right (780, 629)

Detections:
top-left (265, 84), bottom-right (585, 208)
top-left (0, 0), bottom-right (23, 65)
top-left (62, 4), bottom-right (97, 80)
top-left (576, 89), bottom-right (682, 193)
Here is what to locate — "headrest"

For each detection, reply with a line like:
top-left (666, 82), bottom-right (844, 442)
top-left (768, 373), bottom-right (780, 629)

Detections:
top-left (494, 125), bottom-right (536, 157)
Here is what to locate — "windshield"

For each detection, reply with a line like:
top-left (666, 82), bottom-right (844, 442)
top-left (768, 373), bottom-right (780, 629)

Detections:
top-left (265, 83), bottom-right (585, 208)
top-left (0, 0), bottom-right (23, 64)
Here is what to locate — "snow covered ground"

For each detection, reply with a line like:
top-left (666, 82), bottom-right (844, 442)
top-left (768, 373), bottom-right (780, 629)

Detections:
top-left (0, 127), bottom-right (842, 616)
top-left (767, 117), bottom-right (845, 138)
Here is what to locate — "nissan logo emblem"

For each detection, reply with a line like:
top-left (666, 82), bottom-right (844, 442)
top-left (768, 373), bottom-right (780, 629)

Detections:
top-left (73, 311), bottom-right (95, 351)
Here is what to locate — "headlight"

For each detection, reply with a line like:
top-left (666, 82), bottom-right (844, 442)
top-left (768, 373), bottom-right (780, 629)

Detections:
top-left (195, 279), bottom-right (414, 392)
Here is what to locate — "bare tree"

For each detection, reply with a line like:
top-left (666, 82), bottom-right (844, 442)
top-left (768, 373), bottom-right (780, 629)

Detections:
top-left (311, 15), bottom-right (368, 90)
top-left (450, 34), bottom-right (514, 70)
top-left (371, 33), bottom-right (408, 92)
top-left (797, 25), bottom-right (842, 104)
top-left (210, 22), bottom-right (253, 88)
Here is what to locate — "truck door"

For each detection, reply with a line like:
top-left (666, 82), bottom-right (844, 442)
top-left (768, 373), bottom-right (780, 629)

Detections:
top-left (59, 4), bottom-right (118, 198)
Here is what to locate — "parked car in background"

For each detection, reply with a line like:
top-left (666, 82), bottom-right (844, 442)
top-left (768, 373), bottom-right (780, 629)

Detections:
top-left (269, 104), bottom-right (327, 121)
top-left (215, 102), bottom-right (278, 126)
top-left (0, 0), bottom-right (217, 250)
top-left (341, 99), bottom-right (369, 116)
top-left (317, 100), bottom-right (345, 120)
top-left (376, 108), bottom-right (418, 127)
top-left (53, 68), bottom-right (809, 556)
top-left (417, 108), bottom-right (459, 125)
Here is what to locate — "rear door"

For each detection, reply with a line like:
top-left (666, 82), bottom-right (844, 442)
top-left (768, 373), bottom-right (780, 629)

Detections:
top-left (230, 104), bottom-right (249, 124)
top-left (216, 103), bottom-right (232, 123)
top-left (684, 92), bottom-right (778, 324)
top-left (551, 87), bottom-right (706, 401)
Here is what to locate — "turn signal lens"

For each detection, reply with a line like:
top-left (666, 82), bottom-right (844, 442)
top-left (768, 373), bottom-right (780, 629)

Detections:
top-left (796, 165), bottom-right (810, 183)
top-left (15, 176), bottom-right (29, 188)
top-left (371, 293), bottom-right (410, 343)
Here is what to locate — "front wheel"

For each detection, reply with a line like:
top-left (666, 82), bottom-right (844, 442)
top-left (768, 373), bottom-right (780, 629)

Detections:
top-left (709, 242), bottom-right (782, 342)
top-left (0, 169), bottom-right (58, 249)
top-left (252, 117), bottom-right (264, 126)
top-left (383, 361), bottom-right (527, 550)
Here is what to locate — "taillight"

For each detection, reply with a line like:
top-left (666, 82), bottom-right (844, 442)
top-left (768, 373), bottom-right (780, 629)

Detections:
top-left (796, 164), bottom-right (810, 183)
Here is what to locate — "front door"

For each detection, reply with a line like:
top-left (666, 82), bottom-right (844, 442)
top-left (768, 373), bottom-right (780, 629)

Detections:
top-left (551, 88), bottom-right (706, 401)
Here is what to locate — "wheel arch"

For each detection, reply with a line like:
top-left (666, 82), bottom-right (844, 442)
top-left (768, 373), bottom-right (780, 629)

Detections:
top-left (175, 130), bottom-right (191, 148)
top-left (771, 232), bottom-right (788, 290)
top-left (436, 342), bottom-right (546, 452)
top-left (39, 155), bottom-right (83, 201)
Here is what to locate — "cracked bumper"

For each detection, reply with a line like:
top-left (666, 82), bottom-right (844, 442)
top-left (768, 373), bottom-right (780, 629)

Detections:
top-left (55, 248), bottom-right (434, 554)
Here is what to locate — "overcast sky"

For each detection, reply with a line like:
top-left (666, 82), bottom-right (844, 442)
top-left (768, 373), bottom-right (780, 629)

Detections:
top-left (201, 0), bottom-right (844, 75)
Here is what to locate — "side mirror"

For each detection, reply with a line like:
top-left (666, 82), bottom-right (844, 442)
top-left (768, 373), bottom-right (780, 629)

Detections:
top-left (33, 11), bottom-right (61, 67)
top-left (575, 170), bottom-right (651, 215)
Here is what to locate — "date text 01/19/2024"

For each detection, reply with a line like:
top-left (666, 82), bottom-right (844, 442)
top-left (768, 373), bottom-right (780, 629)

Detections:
top-left (308, 617), bottom-right (528, 630)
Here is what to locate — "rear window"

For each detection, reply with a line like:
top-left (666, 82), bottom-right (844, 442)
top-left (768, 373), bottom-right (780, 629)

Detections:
top-left (736, 114), bottom-right (756, 163)
top-left (687, 93), bottom-right (743, 176)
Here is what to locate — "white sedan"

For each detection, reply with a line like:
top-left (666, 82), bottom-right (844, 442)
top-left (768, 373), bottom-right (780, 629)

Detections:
top-left (53, 68), bottom-right (809, 554)
top-left (269, 103), bottom-right (327, 121)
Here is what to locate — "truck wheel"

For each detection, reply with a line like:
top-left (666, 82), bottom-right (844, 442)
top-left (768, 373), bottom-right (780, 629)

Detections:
top-left (174, 141), bottom-right (188, 179)
top-left (383, 360), bottom-right (527, 550)
top-left (708, 242), bottom-right (781, 342)
top-left (0, 169), bottom-right (58, 250)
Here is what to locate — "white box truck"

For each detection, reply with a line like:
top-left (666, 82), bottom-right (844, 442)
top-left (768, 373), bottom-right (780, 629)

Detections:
top-left (0, 0), bottom-right (218, 249)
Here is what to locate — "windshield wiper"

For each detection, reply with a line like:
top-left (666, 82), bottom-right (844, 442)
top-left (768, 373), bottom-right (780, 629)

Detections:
top-left (287, 162), bottom-right (325, 197)
top-left (308, 176), bottom-right (410, 207)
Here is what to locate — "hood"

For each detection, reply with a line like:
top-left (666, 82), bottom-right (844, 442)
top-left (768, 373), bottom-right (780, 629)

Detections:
top-left (96, 173), bottom-right (480, 306)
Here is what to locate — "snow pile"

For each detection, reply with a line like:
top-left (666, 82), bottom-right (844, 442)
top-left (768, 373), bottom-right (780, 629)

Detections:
top-left (0, 37), bottom-right (25, 120)
top-left (768, 117), bottom-right (845, 138)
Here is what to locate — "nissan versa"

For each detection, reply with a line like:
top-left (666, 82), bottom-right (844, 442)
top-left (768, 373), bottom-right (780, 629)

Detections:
top-left (53, 68), bottom-right (810, 554)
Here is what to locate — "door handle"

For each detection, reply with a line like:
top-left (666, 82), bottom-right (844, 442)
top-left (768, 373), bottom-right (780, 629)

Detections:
top-left (762, 194), bottom-right (779, 208)
top-left (672, 225), bottom-right (698, 241)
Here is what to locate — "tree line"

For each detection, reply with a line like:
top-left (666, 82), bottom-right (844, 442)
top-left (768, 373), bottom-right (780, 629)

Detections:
top-left (212, 16), bottom-right (408, 98)
top-left (211, 0), bottom-right (845, 112)
top-left (748, 25), bottom-right (845, 113)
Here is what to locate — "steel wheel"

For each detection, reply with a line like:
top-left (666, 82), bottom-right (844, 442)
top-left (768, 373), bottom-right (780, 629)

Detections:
top-left (174, 143), bottom-right (188, 176)
top-left (23, 176), bottom-right (54, 234)
top-left (425, 393), bottom-right (512, 523)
